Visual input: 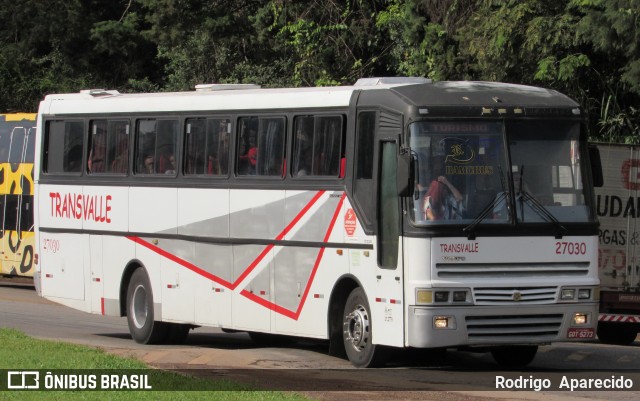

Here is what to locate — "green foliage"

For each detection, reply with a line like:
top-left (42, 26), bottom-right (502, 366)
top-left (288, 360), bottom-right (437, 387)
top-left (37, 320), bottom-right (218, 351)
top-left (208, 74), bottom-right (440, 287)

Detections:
top-left (0, 0), bottom-right (639, 142)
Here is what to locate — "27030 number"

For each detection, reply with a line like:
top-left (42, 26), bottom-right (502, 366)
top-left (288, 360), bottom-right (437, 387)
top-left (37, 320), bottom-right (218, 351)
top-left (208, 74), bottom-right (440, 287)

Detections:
top-left (555, 241), bottom-right (587, 255)
top-left (42, 238), bottom-right (60, 253)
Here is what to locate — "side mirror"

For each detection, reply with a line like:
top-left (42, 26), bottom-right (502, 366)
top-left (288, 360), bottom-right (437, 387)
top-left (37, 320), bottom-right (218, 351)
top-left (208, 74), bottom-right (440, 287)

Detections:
top-left (397, 149), bottom-right (415, 197)
top-left (589, 144), bottom-right (603, 188)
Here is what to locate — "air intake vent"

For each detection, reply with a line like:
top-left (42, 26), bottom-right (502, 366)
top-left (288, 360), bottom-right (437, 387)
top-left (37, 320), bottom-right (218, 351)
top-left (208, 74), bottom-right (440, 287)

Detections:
top-left (473, 287), bottom-right (558, 305)
top-left (435, 262), bottom-right (590, 278)
top-left (465, 314), bottom-right (563, 341)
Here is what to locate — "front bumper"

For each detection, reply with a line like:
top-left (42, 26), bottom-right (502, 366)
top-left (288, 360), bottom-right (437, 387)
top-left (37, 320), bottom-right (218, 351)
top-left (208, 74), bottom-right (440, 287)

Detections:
top-left (407, 303), bottom-right (598, 348)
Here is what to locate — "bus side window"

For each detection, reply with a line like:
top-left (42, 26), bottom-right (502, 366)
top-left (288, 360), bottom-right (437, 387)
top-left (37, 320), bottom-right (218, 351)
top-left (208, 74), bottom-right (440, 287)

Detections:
top-left (134, 119), bottom-right (178, 175)
top-left (43, 120), bottom-right (85, 174)
top-left (292, 115), bottom-right (344, 178)
top-left (185, 118), bottom-right (230, 176)
top-left (353, 111), bottom-right (376, 230)
top-left (88, 120), bottom-right (130, 175)
top-left (237, 116), bottom-right (285, 177)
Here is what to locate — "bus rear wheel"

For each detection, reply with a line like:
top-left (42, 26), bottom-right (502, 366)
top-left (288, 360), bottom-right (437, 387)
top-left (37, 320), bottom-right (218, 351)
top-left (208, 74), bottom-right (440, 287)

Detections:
top-left (342, 287), bottom-right (386, 368)
top-left (126, 268), bottom-right (167, 344)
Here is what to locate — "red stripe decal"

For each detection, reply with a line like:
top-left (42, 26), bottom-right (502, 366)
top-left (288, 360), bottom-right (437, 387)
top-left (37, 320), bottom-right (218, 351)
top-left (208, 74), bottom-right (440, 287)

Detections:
top-left (293, 193), bottom-right (346, 320)
top-left (229, 190), bottom-right (325, 289)
top-left (127, 235), bottom-right (234, 289)
top-left (101, 297), bottom-right (105, 315)
top-left (127, 190), bottom-right (344, 321)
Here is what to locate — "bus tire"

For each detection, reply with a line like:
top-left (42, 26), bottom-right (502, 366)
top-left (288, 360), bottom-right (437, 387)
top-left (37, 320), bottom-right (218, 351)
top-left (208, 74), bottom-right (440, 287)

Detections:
top-left (491, 345), bottom-right (538, 369)
top-left (342, 287), bottom-right (386, 368)
top-left (597, 322), bottom-right (638, 345)
top-left (126, 268), bottom-right (167, 344)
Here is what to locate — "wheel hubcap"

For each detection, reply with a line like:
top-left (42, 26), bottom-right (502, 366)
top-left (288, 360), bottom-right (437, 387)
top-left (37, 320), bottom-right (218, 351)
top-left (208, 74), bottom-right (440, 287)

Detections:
top-left (131, 284), bottom-right (148, 329)
top-left (344, 304), bottom-right (370, 352)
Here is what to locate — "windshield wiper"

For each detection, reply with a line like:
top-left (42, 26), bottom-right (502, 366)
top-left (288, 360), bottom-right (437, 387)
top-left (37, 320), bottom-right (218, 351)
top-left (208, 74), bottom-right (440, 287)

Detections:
top-left (518, 190), bottom-right (567, 239)
top-left (463, 192), bottom-right (508, 240)
top-left (518, 166), bottom-right (567, 239)
top-left (463, 167), bottom-right (509, 240)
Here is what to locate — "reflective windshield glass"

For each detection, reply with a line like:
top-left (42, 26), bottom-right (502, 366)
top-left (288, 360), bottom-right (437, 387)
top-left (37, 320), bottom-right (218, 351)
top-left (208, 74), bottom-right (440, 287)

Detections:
top-left (409, 121), bottom-right (509, 225)
top-left (507, 120), bottom-right (590, 223)
top-left (409, 120), bottom-right (593, 227)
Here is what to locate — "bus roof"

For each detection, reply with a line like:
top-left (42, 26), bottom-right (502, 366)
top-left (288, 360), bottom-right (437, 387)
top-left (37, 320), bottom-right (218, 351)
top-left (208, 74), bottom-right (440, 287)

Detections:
top-left (39, 78), bottom-right (578, 116)
top-left (40, 78), bottom-right (427, 116)
top-left (389, 81), bottom-right (579, 108)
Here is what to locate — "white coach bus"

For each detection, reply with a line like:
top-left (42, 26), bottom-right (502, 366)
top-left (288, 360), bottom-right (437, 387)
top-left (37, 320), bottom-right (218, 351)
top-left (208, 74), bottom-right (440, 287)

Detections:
top-left (34, 78), bottom-right (601, 368)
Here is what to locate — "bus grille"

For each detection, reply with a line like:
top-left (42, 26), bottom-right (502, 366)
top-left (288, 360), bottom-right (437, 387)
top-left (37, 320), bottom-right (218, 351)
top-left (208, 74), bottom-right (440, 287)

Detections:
top-left (435, 262), bottom-right (590, 278)
top-left (465, 314), bottom-right (563, 340)
top-left (473, 286), bottom-right (558, 305)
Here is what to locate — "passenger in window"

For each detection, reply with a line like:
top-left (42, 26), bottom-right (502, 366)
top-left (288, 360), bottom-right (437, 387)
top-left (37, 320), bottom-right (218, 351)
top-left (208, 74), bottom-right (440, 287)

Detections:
top-left (422, 160), bottom-right (464, 221)
top-left (157, 145), bottom-right (175, 174)
top-left (164, 154), bottom-right (176, 174)
top-left (143, 154), bottom-right (154, 174)
top-left (239, 133), bottom-right (257, 175)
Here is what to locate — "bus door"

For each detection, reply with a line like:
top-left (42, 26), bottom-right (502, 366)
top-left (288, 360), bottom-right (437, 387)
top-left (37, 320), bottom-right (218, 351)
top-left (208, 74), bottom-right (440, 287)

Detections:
top-left (353, 110), bottom-right (405, 347)
top-left (372, 140), bottom-right (405, 347)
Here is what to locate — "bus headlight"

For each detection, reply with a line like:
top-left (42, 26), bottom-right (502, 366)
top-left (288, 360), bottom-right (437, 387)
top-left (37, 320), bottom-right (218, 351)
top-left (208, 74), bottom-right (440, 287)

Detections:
top-left (433, 316), bottom-right (456, 329)
top-left (561, 289), bottom-right (575, 300)
top-left (573, 312), bottom-right (589, 325)
top-left (416, 290), bottom-right (433, 304)
top-left (416, 288), bottom-right (472, 305)
top-left (453, 291), bottom-right (468, 302)
top-left (560, 286), bottom-right (597, 302)
top-left (434, 291), bottom-right (449, 303)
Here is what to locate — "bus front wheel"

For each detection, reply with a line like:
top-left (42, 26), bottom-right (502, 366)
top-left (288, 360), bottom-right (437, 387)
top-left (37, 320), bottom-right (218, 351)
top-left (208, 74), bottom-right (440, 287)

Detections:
top-left (342, 287), bottom-right (386, 368)
top-left (126, 268), bottom-right (167, 344)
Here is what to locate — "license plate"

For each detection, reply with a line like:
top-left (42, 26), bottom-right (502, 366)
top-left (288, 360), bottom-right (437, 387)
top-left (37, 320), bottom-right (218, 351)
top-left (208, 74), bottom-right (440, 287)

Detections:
top-left (567, 328), bottom-right (594, 339)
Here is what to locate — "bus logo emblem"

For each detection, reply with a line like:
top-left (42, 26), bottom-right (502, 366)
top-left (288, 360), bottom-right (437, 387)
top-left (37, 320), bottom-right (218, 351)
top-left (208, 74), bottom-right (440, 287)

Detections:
top-left (344, 208), bottom-right (356, 236)
top-left (512, 291), bottom-right (522, 302)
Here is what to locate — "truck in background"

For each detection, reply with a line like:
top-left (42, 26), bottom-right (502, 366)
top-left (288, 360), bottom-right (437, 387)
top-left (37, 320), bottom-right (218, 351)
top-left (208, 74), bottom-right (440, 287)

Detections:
top-left (595, 143), bottom-right (640, 345)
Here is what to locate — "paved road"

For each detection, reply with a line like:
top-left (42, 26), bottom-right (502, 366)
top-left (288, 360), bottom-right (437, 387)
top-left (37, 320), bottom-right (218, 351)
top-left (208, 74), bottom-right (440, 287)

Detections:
top-left (2, 280), bottom-right (640, 400)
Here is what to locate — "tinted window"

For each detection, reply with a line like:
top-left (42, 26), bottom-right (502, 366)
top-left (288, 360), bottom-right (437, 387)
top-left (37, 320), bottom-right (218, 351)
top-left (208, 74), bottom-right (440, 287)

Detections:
top-left (88, 120), bottom-right (130, 174)
top-left (134, 119), bottom-right (178, 175)
top-left (184, 118), bottom-right (230, 176)
top-left (237, 116), bottom-right (285, 177)
top-left (292, 115), bottom-right (344, 177)
top-left (43, 120), bottom-right (85, 174)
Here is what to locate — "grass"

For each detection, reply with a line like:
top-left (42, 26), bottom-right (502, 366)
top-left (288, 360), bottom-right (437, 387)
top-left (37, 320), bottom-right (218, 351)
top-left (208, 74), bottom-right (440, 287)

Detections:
top-left (0, 328), bottom-right (312, 401)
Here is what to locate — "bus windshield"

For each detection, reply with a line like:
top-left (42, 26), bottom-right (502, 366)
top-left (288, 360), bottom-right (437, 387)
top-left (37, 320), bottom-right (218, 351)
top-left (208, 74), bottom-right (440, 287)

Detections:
top-left (409, 120), bottom-right (592, 227)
